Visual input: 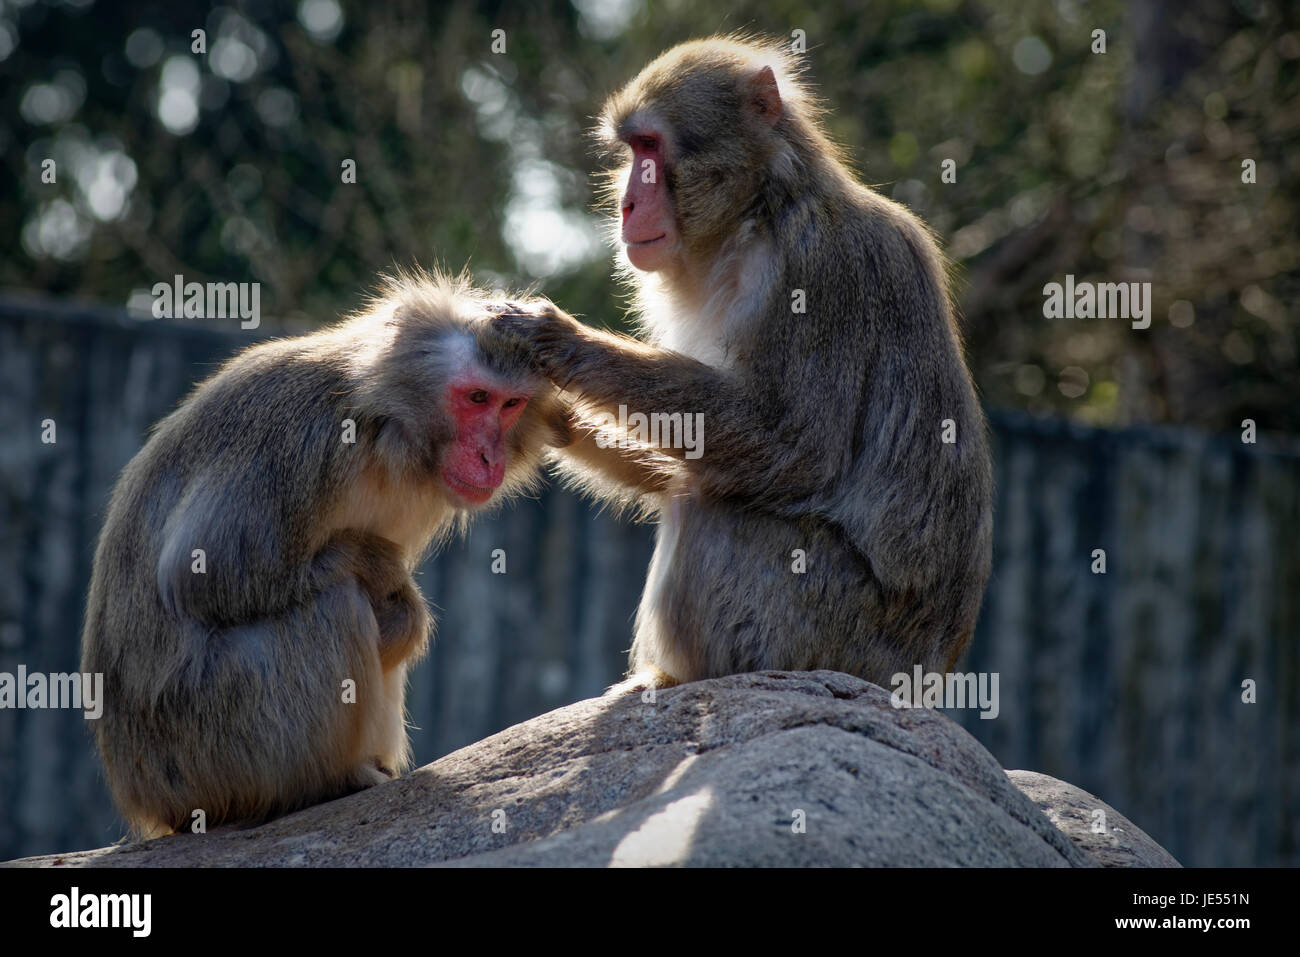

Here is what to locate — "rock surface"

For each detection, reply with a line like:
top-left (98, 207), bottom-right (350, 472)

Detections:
top-left (1007, 770), bottom-right (1181, 867)
top-left (7, 671), bottom-right (1176, 867)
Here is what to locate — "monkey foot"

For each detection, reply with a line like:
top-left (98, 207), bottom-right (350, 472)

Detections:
top-left (603, 667), bottom-right (679, 696)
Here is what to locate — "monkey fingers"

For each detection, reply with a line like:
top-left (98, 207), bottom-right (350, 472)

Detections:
top-left (490, 312), bottom-right (587, 384)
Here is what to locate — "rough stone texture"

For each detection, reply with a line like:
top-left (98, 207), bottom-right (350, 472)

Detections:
top-left (1007, 770), bottom-right (1181, 868)
top-left (5, 672), bottom-right (1174, 867)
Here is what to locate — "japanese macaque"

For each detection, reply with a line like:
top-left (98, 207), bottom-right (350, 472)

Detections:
top-left (497, 36), bottom-right (993, 693)
top-left (81, 271), bottom-right (570, 838)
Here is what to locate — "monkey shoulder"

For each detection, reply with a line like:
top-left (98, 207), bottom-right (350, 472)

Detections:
top-left (134, 336), bottom-right (365, 525)
top-left (178, 338), bottom-right (355, 437)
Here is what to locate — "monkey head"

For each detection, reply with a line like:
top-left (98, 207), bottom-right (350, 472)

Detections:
top-left (348, 274), bottom-right (570, 509)
top-left (597, 36), bottom-right (814, 275)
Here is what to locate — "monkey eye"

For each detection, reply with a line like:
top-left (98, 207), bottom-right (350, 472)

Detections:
top-left (635, 135), bottom-right (658, 151)
top-left (503, 397), bottom-right (522, 408)
top-left (469, 390), bottom-right (489, 404)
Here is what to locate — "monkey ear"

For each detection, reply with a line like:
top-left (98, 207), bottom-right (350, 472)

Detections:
top-left (747, 66), bottom-right (783, 127)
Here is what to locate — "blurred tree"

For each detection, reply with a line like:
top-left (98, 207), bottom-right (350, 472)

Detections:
top-left (0, 0), bottom-right (1295, 430)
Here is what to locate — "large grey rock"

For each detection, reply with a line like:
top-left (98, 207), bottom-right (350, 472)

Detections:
top-left (1007, 770), bottom-right (1181, 867)
top-left (6, 671), bottom-right (1174, 867)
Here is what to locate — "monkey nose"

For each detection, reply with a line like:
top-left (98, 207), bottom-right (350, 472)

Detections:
top-left (622, 201), bottom-right (634, 223)
top-left (480, 447), bottom-right (506, 473)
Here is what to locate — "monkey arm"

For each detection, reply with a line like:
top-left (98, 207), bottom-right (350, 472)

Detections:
top-left (554, 420), bottom-right (679, 501)
top-left (152, 431), bottom-right (382, 629)
top-left (157, 483), bottom-right (417, 635)
top-left (496, 308), bottom-right (767, 444)
top-left (496, 308), bottom-right (859, 508)
top-left (156, 484), bottom-right (308, 627)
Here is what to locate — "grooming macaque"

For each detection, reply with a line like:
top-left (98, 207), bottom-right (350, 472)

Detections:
top-left (498, 37), bottom-right (993, 692)
top-left (82, 272), bottom-right (569, 837)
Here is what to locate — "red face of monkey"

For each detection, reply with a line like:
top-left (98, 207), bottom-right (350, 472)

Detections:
top-left (621, 132), bottom-right (677, 272)
top-left (611, 59), bottom-right (785, 274)
top-left (440, 373), bottom-right (531, 506)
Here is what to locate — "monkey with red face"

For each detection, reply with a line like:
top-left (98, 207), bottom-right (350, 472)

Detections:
top-left (82, 271), bottom-right (570, 837)
top-left (498, 36), bottom-right (993, 694)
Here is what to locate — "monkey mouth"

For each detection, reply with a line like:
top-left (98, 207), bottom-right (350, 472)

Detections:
top-left (626, 234), bottom-right (667, 247)
top-left (443, 472), bottom-right (498, 505)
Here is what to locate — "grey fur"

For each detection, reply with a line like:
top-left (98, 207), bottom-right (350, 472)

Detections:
top-left (82, 271), bottom-right (566, 836)
top-left (497, 38), bottom-right (993, 692)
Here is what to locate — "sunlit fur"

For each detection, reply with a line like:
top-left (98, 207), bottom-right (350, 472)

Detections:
top-left (536, 36), bottom-right (992, 690)
top-left (544, 394), bottom-right (679, 525)
top-left (82, 270), bottom-right (565, 838)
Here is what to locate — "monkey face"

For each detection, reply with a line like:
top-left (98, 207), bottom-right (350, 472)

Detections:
top-left (439, 370), bottom-right (534, 506)
top-left (620, 130), bottom-right (679, 273)
top-left (603, 42), bottom-right (789, 275)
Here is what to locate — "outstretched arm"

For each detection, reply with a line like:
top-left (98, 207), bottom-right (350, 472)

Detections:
top-left (493, 305), bottom-right (835, 507)
top-left (495, 307), bottom-right (761, 444)
top-left (553, 418), bottom-right (679, 510)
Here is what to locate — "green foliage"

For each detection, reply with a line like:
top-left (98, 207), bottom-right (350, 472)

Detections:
top-left (1, 0), bottom-right (1295, 430)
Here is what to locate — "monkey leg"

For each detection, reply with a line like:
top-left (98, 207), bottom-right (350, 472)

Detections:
top-left (630, 501), bottom-right (955, 688)
top-left (106, 579), bottom-right (404, 836)
top-left (307, 531), bottom-right (425, 779)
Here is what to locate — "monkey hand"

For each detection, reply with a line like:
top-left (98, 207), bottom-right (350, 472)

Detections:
top-left (491, 301), bottom-right (590, 386)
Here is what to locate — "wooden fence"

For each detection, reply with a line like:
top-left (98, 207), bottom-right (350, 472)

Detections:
top-left (1, 295), bottom-right (1296, 865)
